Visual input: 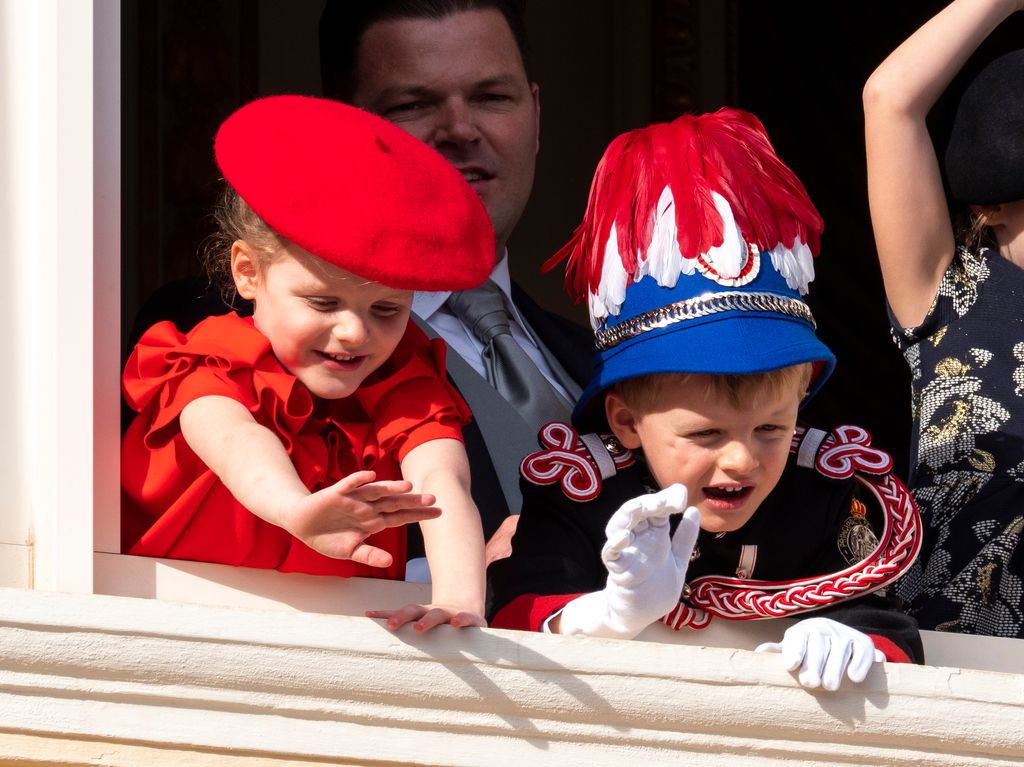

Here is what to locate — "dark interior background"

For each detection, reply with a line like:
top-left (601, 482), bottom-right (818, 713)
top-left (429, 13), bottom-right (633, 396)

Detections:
top-left (121, 0), bottom-right (1024, 474)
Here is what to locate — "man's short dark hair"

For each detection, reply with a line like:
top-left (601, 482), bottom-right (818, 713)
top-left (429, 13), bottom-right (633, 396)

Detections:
top-left (319, 0), bottom-right (531, 102)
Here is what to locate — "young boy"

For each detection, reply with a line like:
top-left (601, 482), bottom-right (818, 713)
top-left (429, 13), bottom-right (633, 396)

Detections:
top-left (488, 109), bottom-right (924, 690)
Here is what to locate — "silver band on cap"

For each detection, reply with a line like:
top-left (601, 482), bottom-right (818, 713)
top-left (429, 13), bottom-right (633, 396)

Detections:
top-left (594, 291), bottom-right (817, 351)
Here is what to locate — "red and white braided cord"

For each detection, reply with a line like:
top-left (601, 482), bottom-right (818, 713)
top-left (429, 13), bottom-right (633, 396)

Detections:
top-left (662, 467), bottom-right (922, 631)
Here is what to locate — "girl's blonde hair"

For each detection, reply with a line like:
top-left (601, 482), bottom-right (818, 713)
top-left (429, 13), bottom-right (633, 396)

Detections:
top-left (202, 185), bottom-right (287, 301)
top-left (613, 363), bottom-right (814, 413)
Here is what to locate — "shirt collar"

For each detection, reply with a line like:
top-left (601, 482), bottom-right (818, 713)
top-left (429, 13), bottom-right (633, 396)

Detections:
top-left (412, 249), bottom-right (513, 319)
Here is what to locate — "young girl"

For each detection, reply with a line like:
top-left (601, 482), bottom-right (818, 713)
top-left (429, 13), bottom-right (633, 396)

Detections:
top-left (122, 95), bottom-right (494, 631)
top-left (864, 0), bottom-right (1024, 636)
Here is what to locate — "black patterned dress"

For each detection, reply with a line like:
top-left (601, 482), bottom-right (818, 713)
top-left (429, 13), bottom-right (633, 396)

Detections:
top-left (890, 246), bottom-right (1024, 637)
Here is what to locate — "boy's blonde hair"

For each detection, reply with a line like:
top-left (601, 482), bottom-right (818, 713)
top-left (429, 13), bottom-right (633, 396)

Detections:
top-left (613, 363), bottom-right (813, 413)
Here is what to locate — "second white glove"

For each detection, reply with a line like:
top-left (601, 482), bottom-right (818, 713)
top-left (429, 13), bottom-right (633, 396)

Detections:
top-left (755, 617), bottom-right (886, 690)
top-left (558, 484), bottom-right (701, 640)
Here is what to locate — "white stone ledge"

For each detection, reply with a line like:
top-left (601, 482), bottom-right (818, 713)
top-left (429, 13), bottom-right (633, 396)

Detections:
top-left (0, 588), bottom-right (1022, 766)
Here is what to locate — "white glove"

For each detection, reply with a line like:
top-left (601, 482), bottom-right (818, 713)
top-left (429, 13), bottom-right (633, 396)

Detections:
top-left (755, 617), bottom-right (886, 690)
top-left (558, 484), bottom-right (701, 640)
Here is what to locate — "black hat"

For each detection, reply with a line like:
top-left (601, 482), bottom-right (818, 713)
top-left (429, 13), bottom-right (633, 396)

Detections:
top-left (945, 49), bottom-right (1024, 205)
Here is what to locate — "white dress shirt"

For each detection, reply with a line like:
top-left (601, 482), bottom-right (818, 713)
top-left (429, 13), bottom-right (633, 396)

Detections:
top-left (412, 252), bottom-right (575, 403)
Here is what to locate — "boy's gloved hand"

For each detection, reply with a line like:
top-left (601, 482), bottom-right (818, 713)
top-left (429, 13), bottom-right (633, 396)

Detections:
top-left (755, 617), bottom-right (886, 690)
top-left (558, 484), bottom-right (701, 639)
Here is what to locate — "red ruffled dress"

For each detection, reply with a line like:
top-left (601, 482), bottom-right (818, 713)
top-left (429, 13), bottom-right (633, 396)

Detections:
top-left (121, 313), bottom-right (471, 580)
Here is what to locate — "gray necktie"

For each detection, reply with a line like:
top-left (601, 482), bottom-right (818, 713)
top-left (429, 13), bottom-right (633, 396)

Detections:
top-left (446, 281), bottom-right (574, 431)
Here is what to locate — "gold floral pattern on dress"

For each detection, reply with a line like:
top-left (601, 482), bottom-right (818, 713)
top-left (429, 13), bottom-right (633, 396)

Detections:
top-left (918, 363), bottom-right (1009, 473)
top-left (967, 449), bottom-right (997, 472)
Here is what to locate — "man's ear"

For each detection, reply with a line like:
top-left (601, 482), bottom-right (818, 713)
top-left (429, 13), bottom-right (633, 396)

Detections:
top-left (231, 240), bottom-right (260, 300)
top-left (604, 391), bottom-right (642, 450)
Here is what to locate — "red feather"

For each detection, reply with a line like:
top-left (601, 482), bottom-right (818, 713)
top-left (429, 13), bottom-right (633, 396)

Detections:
top-left (544, 108), bottom-right (823, 303)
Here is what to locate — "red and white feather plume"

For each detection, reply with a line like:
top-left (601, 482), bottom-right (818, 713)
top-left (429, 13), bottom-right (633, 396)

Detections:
top-left (545, 109), bottom-right (824, 328)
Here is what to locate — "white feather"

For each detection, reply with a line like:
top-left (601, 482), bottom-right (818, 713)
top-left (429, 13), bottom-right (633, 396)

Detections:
top-left (703, 193), bottom-right (747, 279)
top-left (769, 236), bottom-right (816, 294)
top-left (637, 186), bottom-right (689, 290)
top-left (589, 223), bottom-right (630, 329)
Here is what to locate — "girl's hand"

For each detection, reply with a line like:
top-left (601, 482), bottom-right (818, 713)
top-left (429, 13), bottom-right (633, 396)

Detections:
top-left (366, 603), bottom-right (487, 632)
top-left (282, 470), bottom-right (442, 568)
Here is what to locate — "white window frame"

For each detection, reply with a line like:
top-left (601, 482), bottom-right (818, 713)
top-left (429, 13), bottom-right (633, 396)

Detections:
top-left (1, 0), bottom-right (117, 594)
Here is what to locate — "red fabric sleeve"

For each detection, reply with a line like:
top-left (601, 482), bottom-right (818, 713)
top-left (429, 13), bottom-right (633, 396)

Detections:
top-left (868, 635), bottom-right (912, 664)
top-left (122, 314), bottom-right (313, 449)
top-left (490, 593), bottom-right (586, 632)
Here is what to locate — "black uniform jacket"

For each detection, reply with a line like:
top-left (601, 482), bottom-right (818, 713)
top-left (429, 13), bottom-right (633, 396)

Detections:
top-left (489, 423), bottom-right (924, 664)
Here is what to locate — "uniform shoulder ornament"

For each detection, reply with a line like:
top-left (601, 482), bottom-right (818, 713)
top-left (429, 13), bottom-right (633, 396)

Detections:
top-left (520, 421), bottom-right (635, 502)
top-left (661, 425), bottom-right (922, 630)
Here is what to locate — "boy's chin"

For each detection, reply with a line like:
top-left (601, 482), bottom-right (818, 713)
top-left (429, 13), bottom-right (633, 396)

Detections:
top-left (696, 508), bottom-right (756, 534)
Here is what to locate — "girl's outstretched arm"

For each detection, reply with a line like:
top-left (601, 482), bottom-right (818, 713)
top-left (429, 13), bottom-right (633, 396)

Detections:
top-left (863, 0), bottom-right (1022, 328)
top-left (179, 394), bottom-right (442, 567)
top-left (368, 438), bottom-right (487, 631)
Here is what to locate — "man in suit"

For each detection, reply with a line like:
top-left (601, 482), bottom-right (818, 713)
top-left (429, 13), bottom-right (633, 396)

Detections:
top-left (319, 1), bottom-right (593, 562)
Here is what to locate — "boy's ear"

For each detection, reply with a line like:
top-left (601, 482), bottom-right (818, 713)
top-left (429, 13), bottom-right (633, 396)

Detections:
top-left (231, 240), bottom-right (260, 300)
top-left (604, 391), bottom-right (643, 450)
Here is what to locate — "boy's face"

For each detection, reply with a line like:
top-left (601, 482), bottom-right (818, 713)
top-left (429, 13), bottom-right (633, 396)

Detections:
top-left (232, 241), bottom-right (412, 400)
top-left (606, 374), bottom-right (801, 533)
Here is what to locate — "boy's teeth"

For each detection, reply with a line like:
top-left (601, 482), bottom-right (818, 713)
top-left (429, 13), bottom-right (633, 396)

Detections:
top-left (463, 172), bottom-right (484, 181)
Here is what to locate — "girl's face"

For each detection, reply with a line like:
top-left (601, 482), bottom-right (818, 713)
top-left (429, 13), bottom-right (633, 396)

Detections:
top-left (232, 241), bottom-right (412, 400)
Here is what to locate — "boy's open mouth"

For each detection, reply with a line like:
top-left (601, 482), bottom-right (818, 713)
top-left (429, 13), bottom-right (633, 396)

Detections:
top-left (702, 485), bottom-right (753, 503)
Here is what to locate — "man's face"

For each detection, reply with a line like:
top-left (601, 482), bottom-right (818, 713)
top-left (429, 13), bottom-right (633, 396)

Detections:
top-left (351, 9), bottom-right (540, 256)
top-left (606, 375), bottom-right (801, 534)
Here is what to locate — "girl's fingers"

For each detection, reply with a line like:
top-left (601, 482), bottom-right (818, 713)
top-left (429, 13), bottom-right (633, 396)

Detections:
top-left (366, 604), bottom-right (485, 632)
top-left (375, 506), bottom-right (442, 527)
top-left (374, 493), bottom-right (438, 511)
top-left (330, 471), bottom-right (379, 494)
top-left (348, 479), bottom-right (416, 500)
top-left (346, 542), bottom-right (394, 569)
top-left (374, 603), bottom-right (429, 630)
top-left (413, 607), bottom-right (458, 632)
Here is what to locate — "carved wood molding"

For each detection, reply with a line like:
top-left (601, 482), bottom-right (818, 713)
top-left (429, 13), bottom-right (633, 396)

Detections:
top-left (1, 588), bottom-right (1022, 766)
top-left (651, 0), bottom-right (737, 120)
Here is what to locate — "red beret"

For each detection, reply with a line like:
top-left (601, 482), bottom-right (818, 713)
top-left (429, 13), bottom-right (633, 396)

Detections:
top-left (214, 95), bottom-right (495, 290)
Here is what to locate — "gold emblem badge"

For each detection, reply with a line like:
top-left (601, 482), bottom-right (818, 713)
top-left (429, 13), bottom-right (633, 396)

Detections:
top-left (838, 498), bottom-right (878, 564)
